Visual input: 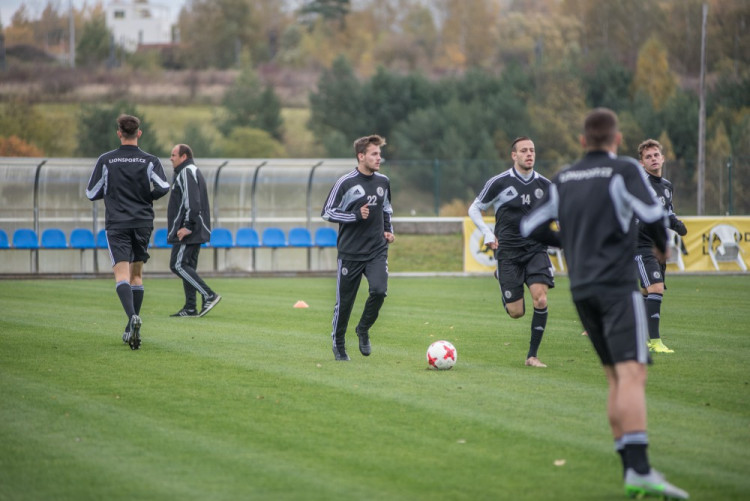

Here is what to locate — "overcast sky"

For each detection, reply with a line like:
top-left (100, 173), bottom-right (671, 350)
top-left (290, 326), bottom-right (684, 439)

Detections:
top-left (0, 0), bottom-right (187, 26)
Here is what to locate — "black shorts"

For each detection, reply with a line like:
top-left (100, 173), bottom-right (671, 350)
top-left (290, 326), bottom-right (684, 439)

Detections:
top-left (634, 252), bottom-right (666, 289)
top-left (574, 290), bottom-right (651, 366)
top-left (105, 227), bottom-right (152, 266)
top-left (496, 251), bottom-right (554, 303)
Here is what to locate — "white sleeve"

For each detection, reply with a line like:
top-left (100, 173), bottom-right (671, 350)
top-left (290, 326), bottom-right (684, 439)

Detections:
top-left (468, 199), bottom-right (496, 245)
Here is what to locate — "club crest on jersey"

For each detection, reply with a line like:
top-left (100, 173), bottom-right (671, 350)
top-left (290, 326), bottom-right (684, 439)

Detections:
top-left (377, 187), bottom-right (384, 197)
top-left (534, 188), bottom-right (544, 199)
top-left (664, 188), bottom-right (671, 198)
top-left (653, 271), bottom-right (661, 279)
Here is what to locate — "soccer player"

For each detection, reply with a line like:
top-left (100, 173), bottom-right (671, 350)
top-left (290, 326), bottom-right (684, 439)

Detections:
top-left (635, 139), bottom-right (687, 354)
top-left (468, 137), bottom-right (554, 368)
top-left (520, 108), bottom-right (688, 499)
top-left (86, 114), bottom-right (170, 350)
top-left (321, 135), bottom-right (395, 361)
top-left (166, 144), bottom-right (221, 318)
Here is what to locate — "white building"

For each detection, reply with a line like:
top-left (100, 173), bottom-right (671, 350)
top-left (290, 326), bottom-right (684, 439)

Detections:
top-left (105, 0), bottom-right (173, 52)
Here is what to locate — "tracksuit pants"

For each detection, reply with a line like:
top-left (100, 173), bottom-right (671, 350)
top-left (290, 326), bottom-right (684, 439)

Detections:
top-left (331, 250), bottom-right (388, 351)
top-left (170, 243), bottom-right (213, 311)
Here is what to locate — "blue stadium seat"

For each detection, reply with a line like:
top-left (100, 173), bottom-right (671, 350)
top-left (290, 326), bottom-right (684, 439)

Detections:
top-left (13, 228), bottom-right (39, 249)
top-left (0, 229), bottom-right (9, 249)
top-left (152, 228), bottom-right (169, 248)
top-left (235, 228), bottom-right (260, 247)
top-left (235, 227), bottom-right (260, 271)
top-left (96, 229), bottom-right (108, 249)
top-left (314, 227), bottom-right (337, 248)
top-left (210, 227), bottom-right (234, 248)
top-left (261, 227), bottom-right (287, 248)
top-left (288, 227), bottom-right (313, 247)
top-left (70, 228), bottom-right (96, 249)
top-left (69, 228), bottom-right (96, 271)
top-left (41, 228), bottom-right (68, 249)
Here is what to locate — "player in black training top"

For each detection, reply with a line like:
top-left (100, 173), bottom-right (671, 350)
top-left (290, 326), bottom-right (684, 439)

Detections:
top-left (634, 138), bottom-right (687, 354)
top-left (86, 114), bottom-right (170, 350)
top-left (469, 137), bottom-right (554, 368)
top-left (520, 109), bottom-right (688, 500)
top-left (321, 135), bottom-right (395, 361)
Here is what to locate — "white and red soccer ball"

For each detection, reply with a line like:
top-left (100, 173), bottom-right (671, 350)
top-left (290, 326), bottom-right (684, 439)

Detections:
top-left (426, 340), bottom-right (457, 370)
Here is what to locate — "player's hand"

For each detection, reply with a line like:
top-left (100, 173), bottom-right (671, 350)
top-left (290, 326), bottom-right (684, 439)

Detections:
top-left (360, 205), bottom-right (370, 219)
top-left (384, 232), bottom-right (395, 243)
top-left (483, 235), bottom-right (498, 250)
top-left (177, 227), bottom-right (192, 240)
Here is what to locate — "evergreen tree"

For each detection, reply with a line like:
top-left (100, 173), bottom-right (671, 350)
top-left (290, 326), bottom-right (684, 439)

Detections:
top-left (218, 56), bottom-right (285, 141)
top-left (76, 102), bottom-right (163, 157)
top-left (76, 13), bottom-right (111, 67)
top-left (308, 55), bottom-right (364, 153)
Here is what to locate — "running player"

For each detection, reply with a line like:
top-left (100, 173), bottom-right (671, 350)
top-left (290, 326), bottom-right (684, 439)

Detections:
top-left (520, 108), bottom-right (688, 499)
top-left (321, 135), bottom-right (395, 361)
top-left (469, 137), bottom-right (554, 368)
top-left (86, 114), bottom-right (170, 350)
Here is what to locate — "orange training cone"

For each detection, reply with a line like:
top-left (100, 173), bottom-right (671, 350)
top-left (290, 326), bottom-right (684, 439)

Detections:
top-left (294, 300), bottom-right (309, 308)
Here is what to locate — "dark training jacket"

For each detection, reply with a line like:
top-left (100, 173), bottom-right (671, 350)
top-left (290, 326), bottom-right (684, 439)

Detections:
top-left (166, 159), bottom-right (212, 245)
top-left (86, 144), bottom-right (170, 229)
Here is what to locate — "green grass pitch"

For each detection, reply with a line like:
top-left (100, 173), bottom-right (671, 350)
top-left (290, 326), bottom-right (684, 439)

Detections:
top-left (1, 275), bottom-right (748, 500)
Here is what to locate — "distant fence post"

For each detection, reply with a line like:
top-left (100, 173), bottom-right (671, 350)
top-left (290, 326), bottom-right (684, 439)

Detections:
top-left (727, 157), bottom-right (733, 216)
top-left (433, 159), bottom-right (440, 216)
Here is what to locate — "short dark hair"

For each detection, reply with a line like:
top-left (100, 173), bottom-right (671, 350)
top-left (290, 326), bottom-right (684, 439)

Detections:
top-left (637, 139), bottom-right (662, 160)
top-left (176, 143), bottom-right (194, 159)
top-left (117, 114), bottom-right (140, 139)
top-left (583, 108), bottom-right (618, 149)
top-left (353, 135), bottom-right (386, 158)
top-left (511, 136), bottom-right (532, 152)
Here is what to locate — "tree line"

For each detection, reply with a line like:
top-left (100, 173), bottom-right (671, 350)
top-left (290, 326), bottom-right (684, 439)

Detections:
top-left (1, 0), bottom-right (748, 213)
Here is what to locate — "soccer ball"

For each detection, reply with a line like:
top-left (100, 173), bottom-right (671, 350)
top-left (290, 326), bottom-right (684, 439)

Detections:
top-left (426, 340), bottom-right (457, 370)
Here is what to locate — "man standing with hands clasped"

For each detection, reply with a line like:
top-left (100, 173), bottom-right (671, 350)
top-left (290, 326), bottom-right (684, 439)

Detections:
top-left (520, 108), bottom-right (688, 499)
top-left (167, 143), bottom-right (221, 318)
top-left (322, 135), bottom-right (395, 361)
top-left (635, 139), bottom-right (687, 354)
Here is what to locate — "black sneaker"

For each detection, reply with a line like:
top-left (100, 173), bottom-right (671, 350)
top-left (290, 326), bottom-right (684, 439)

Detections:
top-left (332, 344), bottom-right (350, 361)
top-left (170, 308), bottom-right (198, 317)
top-left (199, 294), bottom-right (222, 317)
top-left (356, 327), bottom-right (371, 356)
top-left (127, 314), bottom-right (142, 350)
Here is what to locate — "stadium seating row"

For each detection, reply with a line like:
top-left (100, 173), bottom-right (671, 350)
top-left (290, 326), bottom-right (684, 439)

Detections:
top-left (0, 226), bottom-right (339, 274)
top-left (0, 226), bottom-right (338, 251)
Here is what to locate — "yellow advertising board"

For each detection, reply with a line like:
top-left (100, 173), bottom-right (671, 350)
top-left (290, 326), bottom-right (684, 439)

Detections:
top-left (463, 217), bottom-right (500, 273)
top-left (463, 216), bottom-right (750, 273)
